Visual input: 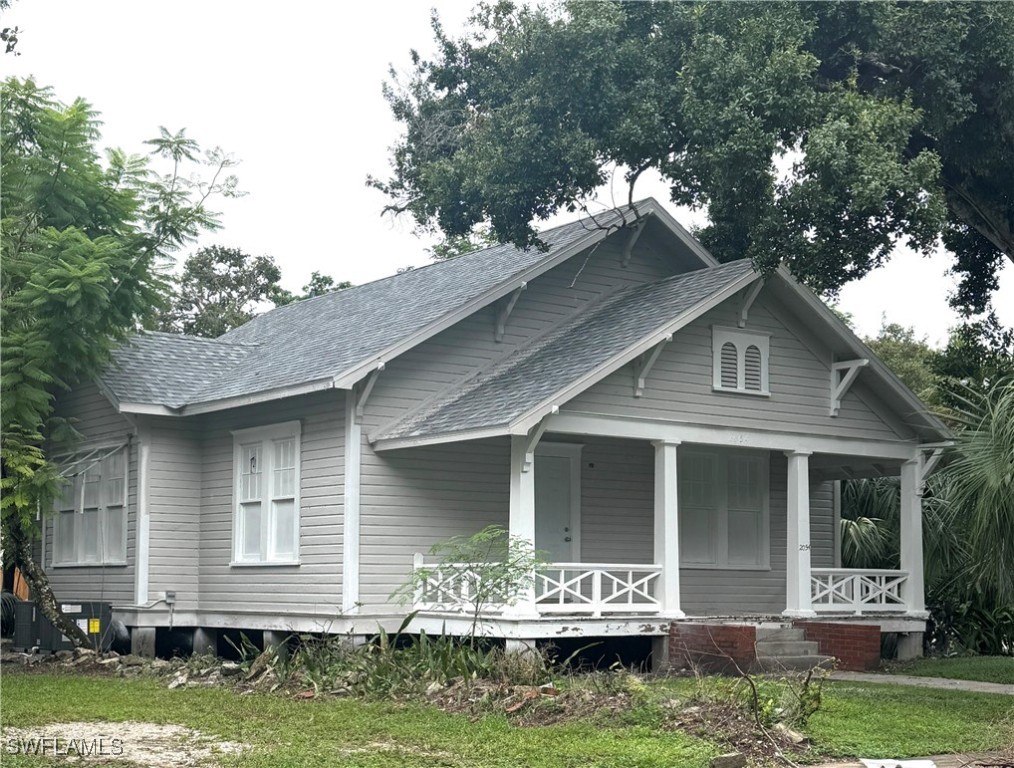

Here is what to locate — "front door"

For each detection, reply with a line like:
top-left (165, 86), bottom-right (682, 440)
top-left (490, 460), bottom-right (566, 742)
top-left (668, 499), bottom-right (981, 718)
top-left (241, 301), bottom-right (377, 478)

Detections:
top-left (534, 448), bottom-right (579, 562)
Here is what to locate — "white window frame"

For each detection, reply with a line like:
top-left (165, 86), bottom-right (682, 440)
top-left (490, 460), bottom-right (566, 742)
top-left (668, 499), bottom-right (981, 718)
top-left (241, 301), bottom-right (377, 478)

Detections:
top-left (712, 326), bottom-right (771, 396)
top-left (678, 448), bottom-right (770, 570)
top-left (231, 420), bottom-right (302, 566)
top-left (51, 444), bottom-right (129, 567)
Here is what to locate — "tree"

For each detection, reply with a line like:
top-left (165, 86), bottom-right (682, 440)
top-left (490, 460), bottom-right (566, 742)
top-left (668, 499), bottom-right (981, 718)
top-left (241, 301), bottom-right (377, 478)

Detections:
top-left (161, 246), bottom-right (286, 337)
top-left (863, 322), bottom-right (938, 405)
top-left (1, 77), bottom-right (238, 645)
top-left (373, 1), bottom-right (1013, 315)
top-left (262, 270), bottom-right (351, 309)
top-left (932, 312), bottom-right (1014, 400)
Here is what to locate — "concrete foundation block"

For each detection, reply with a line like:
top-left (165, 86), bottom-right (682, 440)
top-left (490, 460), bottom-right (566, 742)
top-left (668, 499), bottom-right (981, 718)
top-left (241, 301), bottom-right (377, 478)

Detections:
top-left (130, 627), bottom-right (156, 658)
top-left (192, 627), bottom-right (217, 656)
top-left (896, 631), bottom-right (924, 661)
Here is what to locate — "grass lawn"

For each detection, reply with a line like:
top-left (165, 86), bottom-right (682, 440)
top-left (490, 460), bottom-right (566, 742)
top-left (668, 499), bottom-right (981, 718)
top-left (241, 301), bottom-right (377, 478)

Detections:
top-left (2, 671), bottom-right (1011, 767)
top-left (885, 656), bottom-right (1014, 686)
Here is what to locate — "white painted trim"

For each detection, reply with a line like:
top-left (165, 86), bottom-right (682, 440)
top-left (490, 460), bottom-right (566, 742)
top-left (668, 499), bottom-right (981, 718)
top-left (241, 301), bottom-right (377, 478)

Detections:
top-left (495, 282), bottom-right (527, 342)
top-left (134, 425), bottom-right (151, 605)
top-left (507, 434), bottom-right (538, 617)
top-left (712, 326), bottom-right (770, 395)
top-left (117, 402), bottom-right (179, 416)
top-left (653, 439), bottom-right (684, 617)
top-left (231, 421), bottom-right (302, 566)
top-left (830, 358), bottom-right (870, 416)
top-left (534, 441), bottom-right (583, 562)
top-left (899, 460), bottom-right (926, 614)
top-left (510, 271), bottom-right (761, 435)
top-left (633, 335), bottom-right (672, 398)
top-left (832, 479), bottom-right (842, 569)
top-left (180, 379), bottom-right (338, 416)
top-left (342, 390), bottom-right (362, 613)
top-left (373, 425), bottom-right (509, 452)
top-left (548, 410), bottom-right (922, 460)
top-left (737, 280), bottom-right (764, 328)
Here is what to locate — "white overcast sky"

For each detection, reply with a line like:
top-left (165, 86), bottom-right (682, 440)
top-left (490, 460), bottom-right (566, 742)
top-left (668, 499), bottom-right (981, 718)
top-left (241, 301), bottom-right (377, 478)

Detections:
top-left (5, 0), bottom-right (1011, 346)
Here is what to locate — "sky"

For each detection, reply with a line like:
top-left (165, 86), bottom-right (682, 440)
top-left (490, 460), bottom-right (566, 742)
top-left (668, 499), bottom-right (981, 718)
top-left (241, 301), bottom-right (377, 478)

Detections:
top-left (5, 0), bottom-right (1011, 347)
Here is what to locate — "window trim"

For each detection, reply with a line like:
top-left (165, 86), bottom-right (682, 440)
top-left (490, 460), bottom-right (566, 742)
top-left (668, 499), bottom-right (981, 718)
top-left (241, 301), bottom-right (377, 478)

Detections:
top-left (230, 420), bottom-right (302, 567)
top-left (51, 443), bottom-right (129, 568)
top-left (711, 326), bottom-right (771, 396)
top-left (679, 448), bottom-right (770, 571)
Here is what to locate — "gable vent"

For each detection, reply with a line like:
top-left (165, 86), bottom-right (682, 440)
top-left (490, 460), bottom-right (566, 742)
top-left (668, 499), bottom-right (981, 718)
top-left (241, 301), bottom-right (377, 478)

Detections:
top-left (720, 342), bottom-right (738, 388)
top-left (744, 345), bottom-right (762, 391)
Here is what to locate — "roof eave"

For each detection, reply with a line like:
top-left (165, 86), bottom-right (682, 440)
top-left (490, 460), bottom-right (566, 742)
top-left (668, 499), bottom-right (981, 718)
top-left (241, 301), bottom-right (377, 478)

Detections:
top-left (176, 377), bottom-right (343, 417)
top-left (372, 424), bottom-right (511, 452)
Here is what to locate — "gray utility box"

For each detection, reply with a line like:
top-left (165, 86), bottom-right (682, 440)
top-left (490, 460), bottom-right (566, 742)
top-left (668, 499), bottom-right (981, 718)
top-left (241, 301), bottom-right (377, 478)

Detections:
top-left (11, 601), bottom-right (113, 653)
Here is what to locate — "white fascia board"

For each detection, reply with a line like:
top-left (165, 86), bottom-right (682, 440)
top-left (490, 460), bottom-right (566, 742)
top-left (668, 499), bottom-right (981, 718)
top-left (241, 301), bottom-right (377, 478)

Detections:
top-left (509, 271), bottom-right (761, 435)
top-left (118, 402), bottom-right (180, 416)
top-left (372, 425), bottom-right (510, 453)
top-left (331, 230), bottom-right (615, 390)
top-left (774, 268), bottom-right (952, 441)
top-left (548, 410), bottom-right (922, 461)
top-left (177, 378), bottom-right (339, 416)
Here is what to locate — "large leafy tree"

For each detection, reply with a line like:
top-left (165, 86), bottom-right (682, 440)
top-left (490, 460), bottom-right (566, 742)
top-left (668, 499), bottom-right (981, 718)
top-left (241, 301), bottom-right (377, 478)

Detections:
top-left (373, 1), bottom-right (1013, 315)
top-left (1, 78), bottom-right (238, 644)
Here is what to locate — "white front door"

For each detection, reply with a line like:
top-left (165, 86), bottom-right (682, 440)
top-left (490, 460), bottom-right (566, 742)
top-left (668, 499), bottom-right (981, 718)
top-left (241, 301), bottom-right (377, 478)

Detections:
top-left (534, 447), bottom-right (581, 562)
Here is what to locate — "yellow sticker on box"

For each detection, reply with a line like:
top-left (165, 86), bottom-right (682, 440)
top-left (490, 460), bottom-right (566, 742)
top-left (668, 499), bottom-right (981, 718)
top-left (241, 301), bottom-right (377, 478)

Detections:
top-left (88, 618), bottom-right (101, 634)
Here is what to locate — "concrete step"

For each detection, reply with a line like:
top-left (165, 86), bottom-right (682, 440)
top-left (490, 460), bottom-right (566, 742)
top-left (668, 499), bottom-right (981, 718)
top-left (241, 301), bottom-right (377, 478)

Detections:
top-left (754, 626), bottom-right (805, 643)
top-left (752, 654), bottom-right (835, 673)
top-left (754, 639), bottom-right (822, 657)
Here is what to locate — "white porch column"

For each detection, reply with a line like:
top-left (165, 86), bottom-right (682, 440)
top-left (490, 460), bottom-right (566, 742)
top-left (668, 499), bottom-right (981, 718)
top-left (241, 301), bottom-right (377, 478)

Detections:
top-left (652, 439), bottom-right (684, 617)
top-left (783, 450), bottom-right (816, 618)
top-left (900, 459), bottom-right (927, 615)
top-left (508, 434), bottom-right (538, 617)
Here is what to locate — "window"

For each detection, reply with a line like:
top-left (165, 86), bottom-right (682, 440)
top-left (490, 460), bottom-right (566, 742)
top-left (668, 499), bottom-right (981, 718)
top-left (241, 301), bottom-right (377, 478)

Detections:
top-left (712, 327), bottom-right (770, 395)
top-left (679, 449), bottom-right (769, 569)
top-left (232, 421), bottom-right (301, 565)
top-left (52, 445), bottom-right (128, 566)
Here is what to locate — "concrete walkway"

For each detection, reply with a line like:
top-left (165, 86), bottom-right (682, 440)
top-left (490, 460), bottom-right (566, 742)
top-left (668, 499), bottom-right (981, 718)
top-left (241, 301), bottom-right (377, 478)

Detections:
top-left (811, 752), bottom-right (1013, 768)
top-left (830, 670), bottom-right (1014, 696)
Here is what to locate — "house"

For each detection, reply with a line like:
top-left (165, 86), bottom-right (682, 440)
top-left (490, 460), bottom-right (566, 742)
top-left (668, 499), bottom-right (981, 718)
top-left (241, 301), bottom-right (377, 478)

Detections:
top-left (43, 200), bottom-right (950, 669)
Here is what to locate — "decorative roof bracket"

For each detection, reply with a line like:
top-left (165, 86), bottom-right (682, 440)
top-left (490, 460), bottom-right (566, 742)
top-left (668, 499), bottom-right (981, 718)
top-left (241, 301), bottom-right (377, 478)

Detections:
top-left (354, 363), bottom-right (385, 420)
top-left (522, 408), bottom-right (557, 471)
top-left (620, 213), bottom-right (651, 268)
top-left (495, 282), bottom-right (527, 342)
top-left (633, 334), bottom-right (672, 398)
top-left (829, 358), bottom-right (869, 417)
top-left (737, 280), bottom-right (764, 328)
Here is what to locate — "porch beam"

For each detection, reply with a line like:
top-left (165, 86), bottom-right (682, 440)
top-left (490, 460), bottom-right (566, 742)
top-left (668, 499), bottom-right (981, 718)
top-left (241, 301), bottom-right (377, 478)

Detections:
top-left (784, 450), bottom-right (816, 618)
top-left (545, 410), bottom-right (920, 461)
top-left (508, 434), bottom-right (538, 617)
top-left (652, 439), bottom-right (684, 617)
top-left (900, 459), bottom-right (927, 616)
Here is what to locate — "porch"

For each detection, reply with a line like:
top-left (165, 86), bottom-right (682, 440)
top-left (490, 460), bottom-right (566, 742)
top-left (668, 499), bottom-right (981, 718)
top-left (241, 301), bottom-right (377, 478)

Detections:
top-left (408, 419), bottom-right (935, 623)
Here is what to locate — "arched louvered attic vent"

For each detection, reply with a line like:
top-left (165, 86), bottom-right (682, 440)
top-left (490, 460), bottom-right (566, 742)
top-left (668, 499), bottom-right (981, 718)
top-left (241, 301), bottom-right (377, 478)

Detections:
top-left (712, 327), bottom-right (770, 395)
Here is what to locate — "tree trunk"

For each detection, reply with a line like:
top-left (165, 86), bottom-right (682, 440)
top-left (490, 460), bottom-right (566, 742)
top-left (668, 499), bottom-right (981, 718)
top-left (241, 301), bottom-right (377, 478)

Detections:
top-left (10, 525), bottom-right (91, 648)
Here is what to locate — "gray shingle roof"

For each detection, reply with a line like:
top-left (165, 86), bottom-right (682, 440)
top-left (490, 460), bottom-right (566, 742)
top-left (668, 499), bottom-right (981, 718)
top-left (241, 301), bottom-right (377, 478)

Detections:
top-left (101, 332), bottom-right (256, 409)
top-left (100, 209), bottom-right (627, 409)
top-left (377, 259), bottom-right (757, 441)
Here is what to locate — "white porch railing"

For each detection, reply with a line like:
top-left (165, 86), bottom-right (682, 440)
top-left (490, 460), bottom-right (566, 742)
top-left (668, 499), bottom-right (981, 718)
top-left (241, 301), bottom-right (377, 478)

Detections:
top-left (411, 555), bottom-right (662, 617)
top-left (810, 568), bottom-right (909, 613)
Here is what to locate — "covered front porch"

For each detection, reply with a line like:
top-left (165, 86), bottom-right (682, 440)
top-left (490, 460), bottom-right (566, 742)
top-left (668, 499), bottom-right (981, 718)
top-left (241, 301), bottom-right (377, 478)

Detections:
top-left (409, 416), bottom-right (936, 625)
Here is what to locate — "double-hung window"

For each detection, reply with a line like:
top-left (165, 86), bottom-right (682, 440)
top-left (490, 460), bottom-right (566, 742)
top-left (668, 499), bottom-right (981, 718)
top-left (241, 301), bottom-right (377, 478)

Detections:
top-left (52, 445), bottom-right (128, 566)
top-left (232, 421), bottom-right (301, 565)
top-left (712, 327), bottom-right (770, 395)
top-left (679, 448), bottom-right (769, 569)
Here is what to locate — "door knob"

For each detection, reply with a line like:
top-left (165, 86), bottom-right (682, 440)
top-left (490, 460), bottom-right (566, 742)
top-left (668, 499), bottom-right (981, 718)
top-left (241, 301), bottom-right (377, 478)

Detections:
top-left (564, 536), bottom-right (572, 542)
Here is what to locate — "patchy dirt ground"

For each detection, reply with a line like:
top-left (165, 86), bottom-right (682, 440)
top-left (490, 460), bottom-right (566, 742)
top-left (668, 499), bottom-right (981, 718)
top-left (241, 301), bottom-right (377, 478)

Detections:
top-left (2, 721), bottom-right (245, 767)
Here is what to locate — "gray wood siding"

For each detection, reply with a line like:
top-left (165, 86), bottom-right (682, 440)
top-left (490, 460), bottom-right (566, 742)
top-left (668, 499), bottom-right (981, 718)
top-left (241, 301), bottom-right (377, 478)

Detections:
top-left (357, 236), bottom-right (684, 609)
top-left (364, 235), bottom-right (681, 439)
top-left (45, 383), bottom-right (138, 607)
top-left (197, 390), bottom-right (344, 615)
top-left (359, 438), bottom-right (511, 609)
top-left (146, 418), bottom-right (201, 611)
top-left (565, 289), bottom-right (912, 442)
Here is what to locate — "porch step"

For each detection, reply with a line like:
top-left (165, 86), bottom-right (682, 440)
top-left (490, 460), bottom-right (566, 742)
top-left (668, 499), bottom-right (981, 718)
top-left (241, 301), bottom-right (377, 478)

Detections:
top-left (752, 654), bottom-right (835, 673)
top-left (754, 639), bottom-right (822, 657)
top-left (754, 625), bottom-right (805, 642)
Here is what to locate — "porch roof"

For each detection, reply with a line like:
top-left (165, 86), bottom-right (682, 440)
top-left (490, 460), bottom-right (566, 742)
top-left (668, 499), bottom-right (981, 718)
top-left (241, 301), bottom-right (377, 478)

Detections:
top-left (374, 259), bottom-right (758, 444)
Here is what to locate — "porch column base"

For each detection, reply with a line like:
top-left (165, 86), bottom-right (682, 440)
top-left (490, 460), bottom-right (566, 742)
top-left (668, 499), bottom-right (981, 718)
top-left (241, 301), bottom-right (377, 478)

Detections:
top-left (905, 610), bottom-right (930, 620)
